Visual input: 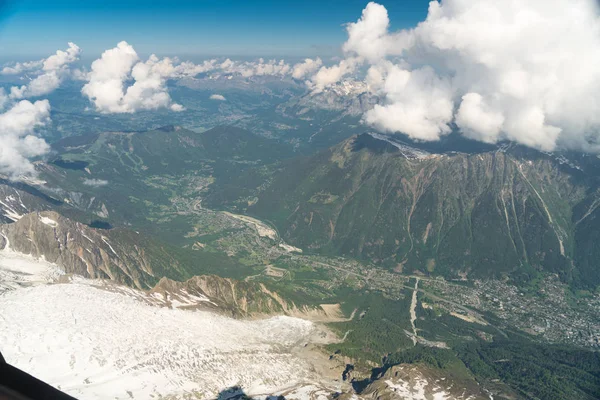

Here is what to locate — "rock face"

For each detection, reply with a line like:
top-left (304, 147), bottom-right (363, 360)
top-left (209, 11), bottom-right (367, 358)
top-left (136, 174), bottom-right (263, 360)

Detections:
top-left (252, 133), bottom-right (600, 288)
top-left (0, 211), bottom-right (172, 289)
top-left (151, 275), bottom-right (293, 316)
top-left (0, 210), bottom-right (341, 319)
top-left (0, 178), bottom-right (62, 223)
top-left (151, 275), bottom-right (344, 320)
top-left (355, 364), bottom-right (491, 400)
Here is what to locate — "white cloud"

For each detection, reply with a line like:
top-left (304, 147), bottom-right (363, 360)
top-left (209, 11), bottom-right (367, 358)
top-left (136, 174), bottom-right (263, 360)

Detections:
top-left (291, 58), bottom-right (322, 80)
top-left (220, 59), bottom-right (235, 71)
top-left (342, 2), bottom-right (412, 63)
top-left (309, 57), bottom-right (360, 93)
top-left (315, 0), bottom-right (600, 151)
top-left (0, 100), bottom-right (51, 178)
top-left (81, 41), bottom-right (143, 113)
top-left (79, 44), bottom-right (313, 113)
top-left (210, 94), bottom-right (226, 101)
top-left (42, 43), bottom-right (81, 71)
top-left (0, 45), bottom-right (76, 178)
top-left (170, 103), bottom-right (185, 112)
top-left (455, 93), bottom-right (505, 144)
top-left (82, 178), bottom-right (109, 187)
top-left (364, 65), bottom-right (454, 140)
top-left (251, 59), bottom-right (291, 77)
top-left (175, 60), bottom-right (219, 77)
top-left (122, 54), bottom-right (184, 112)
top-left (0, 88), bottom-right (8, 110)
top-left (81, 42), bottom-right (317, 113)
top-left (1, 60), bottom-right (44, 75)
top-left (81, 42), bottom-right (222, 113)
top-left (10, 43), bottom-right (81, 99)
top-left (220, 58), bottom-right (291, 78)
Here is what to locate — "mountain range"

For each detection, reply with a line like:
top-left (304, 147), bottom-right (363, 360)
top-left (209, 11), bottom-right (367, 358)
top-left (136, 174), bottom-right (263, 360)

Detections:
top-left (251, 133), bottom-right (600, 289)
top-left (0, 123), bottom-right (599, 399)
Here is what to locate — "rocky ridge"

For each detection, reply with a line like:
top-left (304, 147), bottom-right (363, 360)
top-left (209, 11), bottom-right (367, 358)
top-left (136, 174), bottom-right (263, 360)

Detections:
top-left (0, 211), bottom-right (170, 289)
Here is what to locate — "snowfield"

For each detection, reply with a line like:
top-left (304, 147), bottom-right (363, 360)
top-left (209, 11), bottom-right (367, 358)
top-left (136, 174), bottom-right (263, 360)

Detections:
top-left (0, 250), bottom-right (335, 400)
top-left (0, 239), bottom-right (65, 292)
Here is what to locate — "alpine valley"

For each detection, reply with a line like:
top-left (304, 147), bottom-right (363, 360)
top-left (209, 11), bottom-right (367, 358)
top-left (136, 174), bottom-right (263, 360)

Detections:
top-left (1, 89), bottom-right (599, 399)
top-left (5, 0), bottom-right (600, 398)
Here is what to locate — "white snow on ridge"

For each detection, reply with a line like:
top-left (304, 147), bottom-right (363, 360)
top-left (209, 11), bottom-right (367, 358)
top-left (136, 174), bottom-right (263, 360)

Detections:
top-left (39, 215), bottom-right (58, 227)
top-left (80, 230), bottom-right (94, 243)
top-left (101, 236), bottom-right (120, 257)
top-left (0, 253), bottom-right (332, 400)
top-left (0, 198), bottom-right (23, 221)
top-left (367, 133), bottom-right (432, 160)
top-left (168, 289), bottom-right (218, 308)
top-left (324, 80), bottom-right (368, 97)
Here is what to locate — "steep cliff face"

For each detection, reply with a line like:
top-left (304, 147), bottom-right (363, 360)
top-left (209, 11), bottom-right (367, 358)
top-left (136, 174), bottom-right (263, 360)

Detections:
top-left (0, 178), bottom-right (63, 223)
top-left (0, 211), bottom-right (179, 289)
top-left (151, 275), bottom-right (344, 320)
top-left (252, 134), bottom-right (594, 286)
top-left (0, 210), bottom-right (339, 319)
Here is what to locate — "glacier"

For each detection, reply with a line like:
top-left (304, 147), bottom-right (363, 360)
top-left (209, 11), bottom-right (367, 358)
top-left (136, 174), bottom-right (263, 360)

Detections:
top-left (0, 250), bottom-right (339, 400)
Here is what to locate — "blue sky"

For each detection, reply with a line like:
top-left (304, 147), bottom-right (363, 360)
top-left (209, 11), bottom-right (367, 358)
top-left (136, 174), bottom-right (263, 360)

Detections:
top-left (0, 0), bottom-right (429, 59)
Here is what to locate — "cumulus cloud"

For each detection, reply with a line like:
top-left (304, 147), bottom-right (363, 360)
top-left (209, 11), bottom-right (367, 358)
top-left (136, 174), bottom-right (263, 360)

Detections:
top-left (314, 0), bottom-right (600, 152)
top-left (82, 42), bottom-right (155, 113)
top-left (342, 3), bottom-right (412, 63)
top-left (210, 94), bottom-right (226, 101)
top-left (82, 178), bottom-right (109, 187)
top-left (309, 57), bottom-right (360, 93)
top-left (220, 58), bottom-right (291, 78)
top-left (0, 89), bottom-right (8, 110)
top-left (291, 58), bottom-right (322, 80)
top-left (1, 60), bottom-right (44, 75)
top-left (364, 64), bottom-right (454, 140)
top-left (175, 60), bottom-right (219, 77)
top-left (0, 100), bottom-right (51, 178)
top-left (80, 42), bottom-right (323, 113)
top-left (0, 45), bottom-right (79, 178)
top-left (81, 42), bottom-right (228, 113)
top-left (42, 42), bottom-right (81, 71)
top-left (455, 93), bottom-right (505, 144)
top-left (10, 43), bottom-right (81, 99)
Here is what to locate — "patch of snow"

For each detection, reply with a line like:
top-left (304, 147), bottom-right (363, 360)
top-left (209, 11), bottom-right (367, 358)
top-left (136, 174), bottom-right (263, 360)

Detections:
top-left (383, 367), bottom-right (457, 400)
top-left (15, 189), bottom-right (26, 210)
top-left (368, 133), bottom-right (432, 160)
top-left (39, 215), bottom-right (58, 227)
top-left (0, 247), bottom-right (64, 292)
top-left (168, 289), bottom-right (218, 308)
top-left (385, 378), bottom-right (428, 400)
top-left (0, 199), bottom-right (22, 221)
top-left (542, 151), bottom-right (583, 171)
top-left (101, 236), bottom-right (119, 258)
top-left (80, 230), bottom-right (94, 243)
top-left (324, 80), bottom-right (368, 97)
